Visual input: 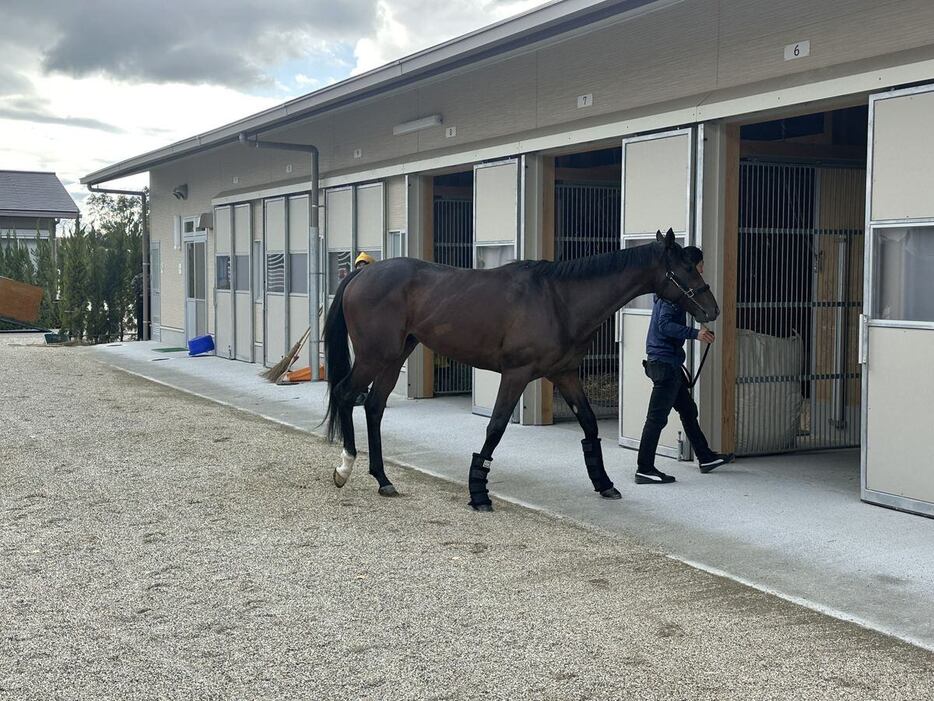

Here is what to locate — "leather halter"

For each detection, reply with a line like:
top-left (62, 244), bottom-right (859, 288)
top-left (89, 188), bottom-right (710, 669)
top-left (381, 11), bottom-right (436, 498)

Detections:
top-left (664, 255), bottom-right (711, 317)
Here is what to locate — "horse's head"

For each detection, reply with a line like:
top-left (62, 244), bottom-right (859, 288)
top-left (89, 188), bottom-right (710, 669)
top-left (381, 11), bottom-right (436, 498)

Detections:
top-left (652, 228), bottom-right (720, 324)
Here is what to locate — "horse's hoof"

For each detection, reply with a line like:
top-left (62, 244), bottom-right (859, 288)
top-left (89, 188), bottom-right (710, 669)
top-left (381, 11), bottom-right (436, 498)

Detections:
top-left (333, 470), bottom-right (347, 488)
top-left (378, 484), bottom-right (399, 497)
top-left (600, 487), bottom-right (622, 500)
top-left (469, 502), bottom-right (494, 512)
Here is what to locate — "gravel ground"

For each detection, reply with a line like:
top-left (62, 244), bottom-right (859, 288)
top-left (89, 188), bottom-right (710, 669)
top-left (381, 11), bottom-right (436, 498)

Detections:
top-left (2, 334), bottom-right (933, 700)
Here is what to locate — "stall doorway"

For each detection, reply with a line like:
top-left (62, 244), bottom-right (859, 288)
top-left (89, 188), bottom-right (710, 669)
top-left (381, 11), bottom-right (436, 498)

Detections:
top-left (184, 236), bottom-right (207, 341)
top-left (734, 106), bottom-right (866, 455)
top-left (432, 171), bottom-right (473, 396)
top-left (553, 148), bottom-right (621, 421)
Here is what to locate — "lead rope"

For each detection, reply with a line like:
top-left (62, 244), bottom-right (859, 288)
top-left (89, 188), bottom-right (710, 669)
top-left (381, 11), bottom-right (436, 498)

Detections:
top-left (686, 342), bottom-right (711, 389)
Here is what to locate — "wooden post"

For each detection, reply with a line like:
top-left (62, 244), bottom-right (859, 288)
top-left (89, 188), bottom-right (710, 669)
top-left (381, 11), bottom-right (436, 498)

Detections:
top-left (720, 125), bottom-right (740, 454)
top-left (420, 177), bottom-right (435, 398)
top-left (541, 156), bottom-right (556, 424)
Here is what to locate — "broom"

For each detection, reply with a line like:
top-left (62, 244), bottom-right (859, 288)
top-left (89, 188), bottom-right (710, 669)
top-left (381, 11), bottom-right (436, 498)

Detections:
top-left (261, 326), bottom-right (311, 383)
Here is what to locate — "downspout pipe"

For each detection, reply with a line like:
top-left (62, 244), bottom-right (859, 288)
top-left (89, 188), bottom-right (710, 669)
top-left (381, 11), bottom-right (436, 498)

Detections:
top-left (88, 184), bottom-right (150, 342)
top-left (239, 133), bottom-right (321, 381)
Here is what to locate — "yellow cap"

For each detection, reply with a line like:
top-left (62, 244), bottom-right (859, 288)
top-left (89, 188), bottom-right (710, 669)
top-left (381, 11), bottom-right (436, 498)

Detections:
top-left (354, 252), bottom-right (376, 266)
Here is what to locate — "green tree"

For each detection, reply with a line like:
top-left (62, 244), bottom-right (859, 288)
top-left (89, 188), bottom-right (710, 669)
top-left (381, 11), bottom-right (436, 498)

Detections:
top-left (3, 236), bottom-right (35, 286)
top-left (87, 192), bottom-right (143, 339)
top-left (34, 238), bottom-right (60, 328)
top-left (59, 224), bottom-right (90, 339)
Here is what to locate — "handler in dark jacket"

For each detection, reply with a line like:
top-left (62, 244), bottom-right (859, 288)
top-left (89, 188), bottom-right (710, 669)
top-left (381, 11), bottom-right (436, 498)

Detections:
top-left (636, 246), bottom-right (733, 484)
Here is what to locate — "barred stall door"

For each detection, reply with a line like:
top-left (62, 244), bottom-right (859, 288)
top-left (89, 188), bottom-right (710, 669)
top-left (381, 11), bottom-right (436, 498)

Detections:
top-left (553, 182), bottom-right (621, 420)
top-left (432, 196), bottom-right (472, 395)
top-left (735, 161), bottom-right (864, 455)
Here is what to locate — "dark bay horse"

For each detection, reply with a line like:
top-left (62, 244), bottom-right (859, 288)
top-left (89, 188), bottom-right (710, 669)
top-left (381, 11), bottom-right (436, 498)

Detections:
top-left (323, 229), bottom-right (719, 511)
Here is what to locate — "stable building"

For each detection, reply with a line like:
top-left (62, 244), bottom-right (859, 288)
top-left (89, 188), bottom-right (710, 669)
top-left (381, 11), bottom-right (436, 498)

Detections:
top-left (83, 0), bottom-right (934, 519)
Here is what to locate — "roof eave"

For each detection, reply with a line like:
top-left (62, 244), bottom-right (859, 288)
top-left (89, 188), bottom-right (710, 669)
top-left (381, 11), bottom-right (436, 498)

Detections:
top-left (0, 209), bottom-right (79, 219)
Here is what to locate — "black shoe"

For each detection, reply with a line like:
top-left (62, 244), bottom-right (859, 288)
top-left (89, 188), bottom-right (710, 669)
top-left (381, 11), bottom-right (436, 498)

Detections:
top-left (635, 467), bottom-right (676, 484)
top-left (699, 453), bottom-right (734, 474)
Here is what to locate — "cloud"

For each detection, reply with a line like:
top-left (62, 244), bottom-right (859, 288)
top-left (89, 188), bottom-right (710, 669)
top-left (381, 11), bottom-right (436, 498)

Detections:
top-left (0, 65), bottom-right (123, 132)
top-left (2, 0), bottom-right (380, 89)
top-left (0, 65), bottom-right (34, 97)
top-left (350, 0), bottom-right (548, 74)
top-left (295, 73), bottom-right (322, 87)
top-left (0, 106), bottom-right (123, 133)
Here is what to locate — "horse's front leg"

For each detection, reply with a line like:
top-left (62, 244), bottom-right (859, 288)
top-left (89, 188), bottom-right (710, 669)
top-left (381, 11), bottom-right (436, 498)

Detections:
top-left (550, 371), bottom-right (621, 500)
top-left (467, 369), bottom-right (531, 512)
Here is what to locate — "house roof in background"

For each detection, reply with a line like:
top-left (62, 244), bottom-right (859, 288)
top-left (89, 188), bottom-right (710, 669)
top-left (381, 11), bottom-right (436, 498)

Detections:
top-left (0, 170), bottom-right (80, 219)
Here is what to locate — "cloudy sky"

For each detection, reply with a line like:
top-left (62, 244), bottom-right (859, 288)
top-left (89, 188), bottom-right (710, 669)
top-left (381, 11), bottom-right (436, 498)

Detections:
top-left (1, 0), bottom-right (547, 211)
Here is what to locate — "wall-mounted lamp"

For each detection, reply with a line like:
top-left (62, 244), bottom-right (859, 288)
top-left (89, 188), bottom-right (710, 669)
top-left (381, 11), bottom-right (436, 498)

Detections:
top-left (172, 184), bottom-right (188, 200)
top-left (393, 114), bottom-right (443, 136)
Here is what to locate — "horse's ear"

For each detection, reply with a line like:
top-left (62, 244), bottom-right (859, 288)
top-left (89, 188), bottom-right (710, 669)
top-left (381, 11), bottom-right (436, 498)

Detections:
top-left (655, 229), bottom-right (664, 242)
top-left (665, 228), bottom-right (675, 248)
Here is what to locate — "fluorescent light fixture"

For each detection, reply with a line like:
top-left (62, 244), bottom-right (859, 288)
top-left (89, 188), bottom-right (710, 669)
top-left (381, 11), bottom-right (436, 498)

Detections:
top-left (393, 114), bottom-right (443, 136)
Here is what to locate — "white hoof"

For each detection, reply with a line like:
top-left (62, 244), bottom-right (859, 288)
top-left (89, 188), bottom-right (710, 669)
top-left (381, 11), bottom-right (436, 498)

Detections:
top-left (333, 450), bottom-right (355, 488)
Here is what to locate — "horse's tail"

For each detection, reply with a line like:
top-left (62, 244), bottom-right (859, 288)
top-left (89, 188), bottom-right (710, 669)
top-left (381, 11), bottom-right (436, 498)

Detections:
top-left (323, 269), bottom-right (362, 443)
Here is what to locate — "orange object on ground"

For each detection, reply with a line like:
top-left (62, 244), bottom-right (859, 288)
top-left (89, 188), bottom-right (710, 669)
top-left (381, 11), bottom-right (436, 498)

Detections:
top-left (286, 365), bottom-right (326, 382)
top-left (0, 276), bottom-right (43, 324)
top-left (287, 367), bottom-right (311, 382)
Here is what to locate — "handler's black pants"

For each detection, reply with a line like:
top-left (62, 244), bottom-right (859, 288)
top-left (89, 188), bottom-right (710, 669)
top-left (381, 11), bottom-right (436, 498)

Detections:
top-left (637, 360), bottom-right (715, 469)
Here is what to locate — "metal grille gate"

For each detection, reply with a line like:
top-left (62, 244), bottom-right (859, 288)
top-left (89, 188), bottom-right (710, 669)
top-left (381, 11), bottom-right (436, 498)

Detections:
top-left (553, 182), bottom-right (621, 420)
top-left (433, 197), bottom-right (473, 395)
top-left (736, 161), bottom-right (864, 455)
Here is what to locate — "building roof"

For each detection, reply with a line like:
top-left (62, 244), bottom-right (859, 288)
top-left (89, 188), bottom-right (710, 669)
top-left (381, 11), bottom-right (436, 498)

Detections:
top-left (81, 0), bottom-right (660, 186)
top-left (0, 170), bottom-right (80, 219)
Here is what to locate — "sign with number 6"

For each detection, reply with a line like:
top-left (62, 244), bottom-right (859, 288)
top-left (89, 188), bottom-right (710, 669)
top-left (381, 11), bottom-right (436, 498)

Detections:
top-left (784, 40), bottom-right (810, 61)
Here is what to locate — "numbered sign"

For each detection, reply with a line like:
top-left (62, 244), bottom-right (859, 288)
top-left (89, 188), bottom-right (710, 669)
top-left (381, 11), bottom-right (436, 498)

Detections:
top-left (784, 40), bottom-right (810, 61)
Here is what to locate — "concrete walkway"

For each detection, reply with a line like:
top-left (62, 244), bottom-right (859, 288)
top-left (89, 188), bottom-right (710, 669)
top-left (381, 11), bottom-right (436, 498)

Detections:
top-left (94, 341), bottom-right (934, 651)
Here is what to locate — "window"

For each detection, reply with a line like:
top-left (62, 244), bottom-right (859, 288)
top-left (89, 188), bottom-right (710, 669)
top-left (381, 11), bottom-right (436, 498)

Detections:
top-left (216, 255), bottom-right (231, 290)
top-left (873, 226), bottom-right (934, 323)
top-left (150, 246), bottom-right (160, 292)
top-left (476, 244), bottom-right (514, 270)
top-left (388, 230), bottom-right (406, 258)
top-left (329, 250), bottom-right (352, 293)
top-left (187, 241), bottom-right (206, 300)
top-left (235, 255), bottom-right (250, 292)
top-left (184, 219), bottom-right (195, 234)
top-left (253, 242), bottom-right (263, 301)
top-left (267, 252), bottom-right (285, 293)
top-left (290, 253), bottom-right (308, 294)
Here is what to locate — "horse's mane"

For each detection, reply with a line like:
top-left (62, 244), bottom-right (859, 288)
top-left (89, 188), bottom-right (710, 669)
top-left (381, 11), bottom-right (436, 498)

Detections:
top-left (514, 241), bottom-right (660, 281)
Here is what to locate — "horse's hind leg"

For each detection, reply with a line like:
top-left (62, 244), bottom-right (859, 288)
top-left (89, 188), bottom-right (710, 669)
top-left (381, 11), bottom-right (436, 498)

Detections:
top-left (363, 364), bottom-right (405, 496)
top-left (333, 361), bottom-right (380, 488)
top-left (467, 369), bottom-right (530, 512)
top-left (550, 371), bottom-right (621, 500)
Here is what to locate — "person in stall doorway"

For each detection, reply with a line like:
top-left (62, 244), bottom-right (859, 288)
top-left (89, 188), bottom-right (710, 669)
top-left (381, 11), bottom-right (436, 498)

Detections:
top-left (636, 245), bottom-right (734, 484)
top-left (354, 251), bottom-right (375, 270)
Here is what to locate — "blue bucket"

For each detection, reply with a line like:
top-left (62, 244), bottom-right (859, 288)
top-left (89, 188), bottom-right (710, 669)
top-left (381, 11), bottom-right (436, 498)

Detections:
top-left (187, 334), bottom-right (215, 356)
